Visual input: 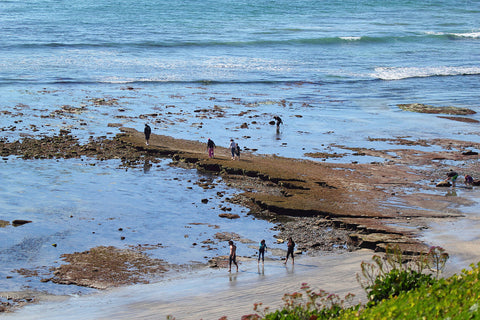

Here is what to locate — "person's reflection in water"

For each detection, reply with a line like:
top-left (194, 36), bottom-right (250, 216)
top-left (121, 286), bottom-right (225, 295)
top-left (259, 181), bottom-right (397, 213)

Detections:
top-left (285, 263), bottom-right (295, 275)
top-left (229, 272), bottom-right (238, 284)
top-left (143, 159), bottom-right (152, 174)
top-left (257, 263), bottom-right (265, 276)
top-left (446, 188), bottom-right (457, 197)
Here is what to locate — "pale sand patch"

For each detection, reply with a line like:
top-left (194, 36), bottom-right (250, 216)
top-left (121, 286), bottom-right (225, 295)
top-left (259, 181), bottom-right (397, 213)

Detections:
top-left (102, 250), bottom-right (374, 320)
top-left (6, 250), bottom-right (373, 320)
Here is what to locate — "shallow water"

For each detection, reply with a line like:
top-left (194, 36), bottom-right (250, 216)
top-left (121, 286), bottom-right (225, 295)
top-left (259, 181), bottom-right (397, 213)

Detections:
top-left (1, 0), bottom-right (480, 315)
top-left (0, 157), bottom-right (278, 295)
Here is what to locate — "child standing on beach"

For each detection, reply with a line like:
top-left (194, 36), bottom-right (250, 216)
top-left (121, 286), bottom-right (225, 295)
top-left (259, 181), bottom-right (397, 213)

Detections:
top-left (258, 239), bottom-right (267, 263)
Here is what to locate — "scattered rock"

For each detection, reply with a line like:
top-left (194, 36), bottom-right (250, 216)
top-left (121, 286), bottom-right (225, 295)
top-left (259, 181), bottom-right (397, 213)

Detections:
top-left (12, 220), bottom-right (32, 227)
top-left (436, 180), bottom-right (451, 187)
top-left (50, 246), bottom-right (169, 289)
top-left (219, 213), bottom-right (240, 219)
top-left (398, 103), bottom-right (476, 115)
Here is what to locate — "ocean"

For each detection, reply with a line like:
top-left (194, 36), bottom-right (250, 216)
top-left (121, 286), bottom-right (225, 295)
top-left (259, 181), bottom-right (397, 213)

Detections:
top-left (1, 0), bottom-right (479, 298)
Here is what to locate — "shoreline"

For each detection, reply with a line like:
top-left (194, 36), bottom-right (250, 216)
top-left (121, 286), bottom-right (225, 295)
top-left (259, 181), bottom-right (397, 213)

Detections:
top-left (2, 127), bottom-right (480, 317)
top-left (3, 250), bottom-right (375, 320)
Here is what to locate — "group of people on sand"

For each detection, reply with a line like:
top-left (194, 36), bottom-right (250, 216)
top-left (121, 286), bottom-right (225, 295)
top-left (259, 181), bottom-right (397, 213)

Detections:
top-left (228, 237), bottom-right (295, 272)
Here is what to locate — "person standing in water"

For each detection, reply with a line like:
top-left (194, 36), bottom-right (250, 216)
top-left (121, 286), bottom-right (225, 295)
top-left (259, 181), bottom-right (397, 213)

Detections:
top-left (284, 237), bottom-right (295, 264)
top-left (228, 240), bottom-right (238, 272)
top-left (274, 116), bottom-right (283, 128)
top-left (144, 123), bottom-right (151, 145)
top-left (207, 138), bottom-right (216, 158)
top-left (258, 239), bottom-right (267, 264)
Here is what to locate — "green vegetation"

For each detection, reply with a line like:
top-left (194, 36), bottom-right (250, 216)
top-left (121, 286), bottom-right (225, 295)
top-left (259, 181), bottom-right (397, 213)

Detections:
top-left (242, 245), bottom-right (480, 320)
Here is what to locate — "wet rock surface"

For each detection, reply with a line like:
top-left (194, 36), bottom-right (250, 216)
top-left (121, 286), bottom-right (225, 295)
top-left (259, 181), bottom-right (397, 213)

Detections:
top-left (47, 246), bottom-right (169, 290)
top-left (398, 103), bottom-right (476, 115)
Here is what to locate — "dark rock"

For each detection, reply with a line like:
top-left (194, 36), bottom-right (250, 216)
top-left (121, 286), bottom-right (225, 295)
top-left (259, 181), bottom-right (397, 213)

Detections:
top-left (12, 220), bottom-right (32, 226)
top-left (436, 181), bottom-right (451, 187)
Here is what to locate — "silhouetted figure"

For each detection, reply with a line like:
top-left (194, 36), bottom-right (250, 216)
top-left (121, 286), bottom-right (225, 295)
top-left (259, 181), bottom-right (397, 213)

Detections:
top-left (258, 239), bottom-right (267, 263)
top-left (284, 237), bottom-right (295, 264)
top-left (144, 124), bottom-right (151, 145)
top-left (228, 240), bottom-right (238, 272)
top-left (274, 116), bottom-right (283, 128)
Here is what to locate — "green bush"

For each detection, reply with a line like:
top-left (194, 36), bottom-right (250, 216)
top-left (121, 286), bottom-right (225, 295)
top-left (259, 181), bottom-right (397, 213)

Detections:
top-left (357, 245), bottom-right (448, 306)
top-left (341, 262), bottom-right (480, 319)
top-left (366, 268), bottom-right (434, 305)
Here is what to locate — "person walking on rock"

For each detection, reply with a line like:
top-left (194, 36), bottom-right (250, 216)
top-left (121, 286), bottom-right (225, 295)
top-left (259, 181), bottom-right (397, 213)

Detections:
top-left (229, 139), bottom-right (238, 160)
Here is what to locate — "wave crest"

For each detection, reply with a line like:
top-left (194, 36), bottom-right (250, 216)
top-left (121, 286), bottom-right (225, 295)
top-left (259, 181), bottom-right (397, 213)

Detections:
top-left (373, 66), bottom-right (480, 80)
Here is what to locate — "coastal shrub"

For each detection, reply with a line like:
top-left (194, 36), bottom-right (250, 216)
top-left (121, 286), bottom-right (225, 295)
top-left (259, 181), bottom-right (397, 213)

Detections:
top-left (340, 262), bottom-right (480, 319)
top-left (365, 268), bottom-right (434, 305)
top-left (244, 245), bottom-right (454, 320)
top-left (245, 283), bottom-right (357, 320)
top-left (356, 245), bottom-right (448, 305)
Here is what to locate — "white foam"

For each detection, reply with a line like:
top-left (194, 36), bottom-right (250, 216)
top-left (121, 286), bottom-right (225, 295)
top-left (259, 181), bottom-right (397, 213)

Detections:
top-left (373, 66), bottom-right (480, 81)
top-left (339, 36), bottom-right (362, 41)
top-left (425, 30), bottom-right (480, 39)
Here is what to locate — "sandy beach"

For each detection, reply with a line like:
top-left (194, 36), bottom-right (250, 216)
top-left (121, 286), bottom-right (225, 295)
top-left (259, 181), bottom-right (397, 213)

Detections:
top-left (4, 250), bottom-right (374, 320)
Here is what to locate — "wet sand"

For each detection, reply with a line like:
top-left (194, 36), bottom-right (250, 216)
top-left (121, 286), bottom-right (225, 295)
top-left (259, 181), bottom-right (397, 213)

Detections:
top-left (5, 250), bottom-right (374, 320)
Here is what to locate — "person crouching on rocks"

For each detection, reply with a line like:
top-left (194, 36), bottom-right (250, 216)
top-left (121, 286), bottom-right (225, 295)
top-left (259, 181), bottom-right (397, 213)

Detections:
top-left (446, 169), bottom-right (458, 187)
top-left (465, 174), bottom-right (474, 186)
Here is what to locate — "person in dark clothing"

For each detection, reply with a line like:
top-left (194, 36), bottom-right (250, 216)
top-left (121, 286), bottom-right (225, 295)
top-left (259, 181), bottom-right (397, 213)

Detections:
top-left (274, 116), bottom-right (283, 128)
top-left (228, 240), bottom-right (238, 272)
top-left (258, 239), bottom-right (267, 264)
top-left (284, 237), bottom-right (295, 264)
top-left (144, 124), bottom-right (152, 145)
top-left (207, 138), bottom-right (216, 158)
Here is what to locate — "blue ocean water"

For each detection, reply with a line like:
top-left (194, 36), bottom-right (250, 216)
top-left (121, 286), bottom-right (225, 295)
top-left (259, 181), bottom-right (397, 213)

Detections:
top-left (0, 0), bottom-right (479, 155)
top-left (0, 0), bottom-right (479, 296)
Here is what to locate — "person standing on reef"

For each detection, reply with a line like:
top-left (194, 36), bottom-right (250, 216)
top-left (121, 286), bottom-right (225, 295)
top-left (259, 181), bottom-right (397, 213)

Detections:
top-left (235, 143), bottom-right (241, 159)
top-left (258, 239), bottom-right (267, 264)
top-left (207, 138), bottom-right (216, 158)
top-left (284, 237), bottom-right (295, 264)
top-left (228, 240), bottom-right (238, 272)
top-left (144, 123), bottom-right (151, 146)
top-left (229, 139), bottom-right (237, 160)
